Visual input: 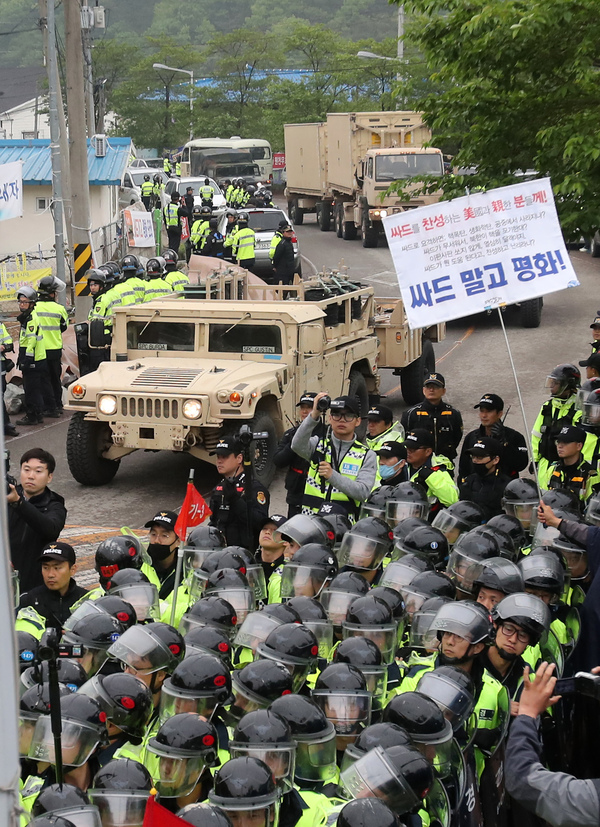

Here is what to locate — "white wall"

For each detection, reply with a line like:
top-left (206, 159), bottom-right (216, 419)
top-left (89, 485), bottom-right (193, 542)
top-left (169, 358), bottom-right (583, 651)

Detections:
top-left (0, 99), bottom-right (51, 140)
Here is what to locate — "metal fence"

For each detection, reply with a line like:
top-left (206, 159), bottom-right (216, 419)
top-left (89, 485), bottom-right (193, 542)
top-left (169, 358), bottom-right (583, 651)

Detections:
top-left (90, 219), bottom-right (123, 265)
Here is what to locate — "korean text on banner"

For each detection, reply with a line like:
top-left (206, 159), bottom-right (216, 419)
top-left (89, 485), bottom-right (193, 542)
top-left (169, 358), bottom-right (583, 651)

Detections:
top-left (0, 161), bottom-right (23, 222)
top-left (383, 178), bottom-right (579, 329)
top-left (123, 209), bottom-right (156, 248)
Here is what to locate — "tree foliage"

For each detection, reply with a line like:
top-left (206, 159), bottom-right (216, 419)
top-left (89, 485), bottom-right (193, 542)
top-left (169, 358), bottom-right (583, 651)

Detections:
top-left (398, 0), bottom-right (600, 238)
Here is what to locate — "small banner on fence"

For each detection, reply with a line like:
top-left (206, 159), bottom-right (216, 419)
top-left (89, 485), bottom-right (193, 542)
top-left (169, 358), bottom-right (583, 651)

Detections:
top-left (273, 153), bottom-right (286, 170)
top-left (0, 161), bottom-right (23, 222)
top-left (123, 209), bottom-right (156, 248)
top-left (0, 255), bottom-right (51, 301)
top-left (383, 177), bottom-right (579, 329)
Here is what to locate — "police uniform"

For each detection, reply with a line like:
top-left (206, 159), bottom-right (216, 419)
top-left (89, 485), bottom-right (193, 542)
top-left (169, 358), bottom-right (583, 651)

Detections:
top-left (404, 430), bottom-right (459, 512)
top-left (35, 295), bottom-right (68, 414)
top-left (17, 299), bottom-right (47, 424)
top-left (459, 394), bottom-right (528, 479)
top-left (164, 268), bottom-right (190, 293)
top-left (140, 178), bottom-right (154, 211)
top-left (459, 436), bottom-right (511, 519)
top-left (230, 223), bottom-right (256, 271)
top-left (540, 426), bottom-right (600, 506)
top-left (531, 394), bottom-right (581, 482)
top-left (366, 404), bottom-right (405, 484)
top-left (163, 199), bottom-right (185, 253)
top-left (88, 283), bottom-right (117, 371)
top-left (273, 393), bottom-right (321, 518)
top-left (208, 436), bottom-right (270, 548)
top-left (190, 218), bottom-right (210, 253)
top-left (401, 373), bottom-right (463, 463)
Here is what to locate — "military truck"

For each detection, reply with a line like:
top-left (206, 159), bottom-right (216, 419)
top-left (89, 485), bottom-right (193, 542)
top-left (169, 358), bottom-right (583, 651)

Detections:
top-left (66, 270), bottom-right (444, 487)
top-left (284, 111), bottom-right (444, 248)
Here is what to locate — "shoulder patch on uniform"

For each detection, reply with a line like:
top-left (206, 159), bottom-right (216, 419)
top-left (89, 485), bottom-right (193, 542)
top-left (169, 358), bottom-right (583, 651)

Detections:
top-left (441, 410), bottom-right (453, 415)
top-left (478, 708), bottom-right (494, 720)
top-left (257, 491), bottom-right (266, 505)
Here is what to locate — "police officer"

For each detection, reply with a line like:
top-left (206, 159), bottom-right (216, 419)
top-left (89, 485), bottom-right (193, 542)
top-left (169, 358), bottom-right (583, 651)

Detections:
top-left (366, 404), bottom-right (405, 453)
top-left (35, 275), bottom-right (68, 416)
top-left (183, 186), bottom-right (195, 217)
top-left (586, 311), bottom-right (600, 356)
top-left (15, 287), bottom-right (47, 427)
top-left (274, 391), bottom-right (319, 518)
top-left (256, 515), bottom-right (287, 584)
top-left (200, 177), bottom-right (215, 206)
top-left (271, 224), bottom-right (296, 285)
top-left (532, 363), bottom-right (582, 481)
top-left (84, 269), bottom-right (113, 372)
top-left (269, 219), bottom-right (288, 265)
top-left (459, 436), bottom-right (511, 519)
top-left (540, 424), bottom-right (600, 506)
top-left (229, 212), bottom-right (256, 271)
top-left (18, 542), bottom-right (86, 631)
top-left (292, 392), bottom-right (377, 520)
top-left (140, 175), bottom-right (154, 211)
top-left (579, 352), bottom-right (600, 381)
top-left (144, 510), bottom-right (182, 599)
top-left (223, 179), bottom-right (233, 204)
top-left (163, 155), bottom-right (172, 176)
top-left (190, 206), bottom-right (212, 254)
top-left (163, 192), bottom-right (186, 254)
top-left (162, 250), bottom-right (190, 292)
top-left (0, 320), bottom-right (17, 436)
top-left (208, 435), bottom-right (270, 549)
top-left (459, 393), bottom-right (528, 480)
top-left (144, 258), bottom-right (173, 302)
top-left (401, 372), bottom-right (463, 465)
top-left (175, 158), bottom-right (181, 178)
top-left (404, 429), bottom-right (459, 512)
top-left (120, 254), bottom-right (147, 303)
top-left (202, 218), bottom-right (226, 259)
top-left (152, 173), bottom-right (164, 208)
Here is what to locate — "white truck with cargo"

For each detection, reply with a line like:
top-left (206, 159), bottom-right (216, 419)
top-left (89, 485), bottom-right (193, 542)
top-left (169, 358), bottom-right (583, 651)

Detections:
top-left (284, 111), bottom-right (444, 248)
top-left (65, 268), bottom-right (444, 487)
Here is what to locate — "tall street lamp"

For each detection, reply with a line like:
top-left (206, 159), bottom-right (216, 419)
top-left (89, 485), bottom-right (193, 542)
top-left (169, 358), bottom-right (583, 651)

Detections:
top-left (152, 63), bottom-right (194, 142)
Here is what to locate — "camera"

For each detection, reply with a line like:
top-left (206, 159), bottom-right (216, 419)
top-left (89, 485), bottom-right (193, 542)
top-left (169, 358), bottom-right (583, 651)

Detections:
top-left (5, 450), bottom-right (16, 495)
top-left (554, 672), bottom-right (600, 701)
top-left (237, 424), bottom-right (269, 447)
top-left (317, 395), bottom-right (331, 413)
top-left (38, 629), bottom-right (84, 662)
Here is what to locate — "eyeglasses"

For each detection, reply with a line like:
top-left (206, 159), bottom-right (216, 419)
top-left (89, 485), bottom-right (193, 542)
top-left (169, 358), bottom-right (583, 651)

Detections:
top-left (500, 622), bottom-right (530, 643)
top-left (330, 412), bottom-right (357, 422)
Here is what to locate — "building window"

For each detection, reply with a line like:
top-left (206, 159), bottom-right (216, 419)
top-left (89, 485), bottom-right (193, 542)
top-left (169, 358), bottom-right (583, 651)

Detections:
top-left (0, 129), bottom-right (6, 139)
top-left (22, 131), bottom-right (37, 140)
top-left (36, 197), bottom-right (49, 213)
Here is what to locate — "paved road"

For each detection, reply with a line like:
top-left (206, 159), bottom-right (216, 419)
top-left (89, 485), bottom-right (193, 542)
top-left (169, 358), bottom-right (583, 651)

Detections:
top-left (6, 210), bottom-right (598, 580)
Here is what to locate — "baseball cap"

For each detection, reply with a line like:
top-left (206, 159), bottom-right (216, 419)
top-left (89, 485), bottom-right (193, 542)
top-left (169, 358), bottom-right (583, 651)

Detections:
top-left (210, 435), bottom-right (242, 456)
top-left (590, 312), bottom-right (600, 329)
top-left (38, 541), bottom-right (76, 566)
top-left (260, 514), bottom-right (287, 530)
top-left (281, 225), bottom-right (293, 233)
top-left (367, 404), bottom-right (393, 422)
top-left (579, 353), bottom-right (600, 369)
top-left (297, 392), bottom-right (317, 407)
top-left (144, 510), bottom-right (178, 530)
top-left (330, 395), bottom-right (361, 416)
top-left (555, 425), bottom-right (586, 444)
top-left (377, 441), bottom-right (407, 460)
top-left (467, 437), bottom-right (502, 458)
top-left (474, 393), bottom-right (504, 411)
top-left (423, 373), bottom-right (445, 388)
top-left (405, 429), bottom-right (434, 449)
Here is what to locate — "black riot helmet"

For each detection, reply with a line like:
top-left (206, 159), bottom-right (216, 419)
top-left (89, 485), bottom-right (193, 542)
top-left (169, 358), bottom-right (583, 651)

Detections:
top-left (312, 663), bottom-right (371, 737)
top-left (21, 682), bottom-right (72, 724)
top-left (176, 805), bottom-right (234, 827)
top-left (230, 710), bottom-right (296, 788)
top-left (373, 586), bottom-right (406, 621)
top-left (472, 558), bottom-right (524, 603)
top-left (104, 569), bottom-right (160, 623)
top-left (399, 526), bottom-right (449, 568)
top-left (203, 568), bottom-right (255, 626)
top-left (180, 595), bottom-right (238, 637)
top-left (320, 571), bottom-right (370, 629)
top-left (317, 506), bottom-right (352, 547)
top-left (162, 248), bottom-right (179, 272)
top-left (492, 593), bottom-right (551, 646)
top-left (91, 757), bottom-right (152, 791)
top-left (431, 501), bottom-right (485, 546)
top-left (280, 543), bottom-right (338, 600)
top-left (385, 481), bottom-right (430, 526)
top-left (209, 757), bottom-right (278, 821)
top-left (518, 551), bottom-right (565, 599)
top-left (447, 530), bottom-right (501, 594)
top-left (545, 363), bottom-right (580, 397)
top-left (315, 662), bottom-right (367, 692)
top-left (383, 692), bottom-right (453, 779)
top-left (187, 525), bottom-right (226, 550)
top-left (184, 625), bottom-right (233, 666)
top-left (349, 722), bottom-right (413, 757)
top-left (269, 693), bottom-right (337, 783)
top-left (256, 623), bottom-right (319, 691)
top-left (146, 257), bottom-right (166, 277)
top-left (540, 488), bottom-right (580, 513)
top-left (392, 517), bottom-right (430, 545)
top-left (81, 594), bottom-right (136, 629)
top-left (147, 714), bottom-right (219, 798)
top-left (61, 613), bottom-right (126, 677)
top-left (85, 268), bottom-right (108, 287)
top-left (78, 672), bottom-right (153, 740)
top-left (275, 513), bottom-right (331, 549)
top-left (360, 486), bottom-right (390, 520)
top-left (343, 594), bottom-right (397, 665)
top-left (486, 514), bottom-right (527, 550)
top-left (120, 254), bottom-right (141, 273)
top-left (401, 570), bottom-right (456, 620)
top-left (469, 524), bottom-right (516, 561)
top-left (337, 795), bottom-right (400, 827)
top-left (431, 600), bottom-right (493, 645)
top-left (379, 554), bottom-right (433, 594)
top-left (107, 621), bottom-right (185, 676)
top-left (229, 660), bottom-right (293, 721)
top-left (408, 597), bottom-right (452, 652)
top-left (334, 636), bottom-right (383, 667)
top-left (162, 653), bottom-right (232, 709)
top-left (338, 517), bottom-right (394, 571)
top-left (38, 275), bottom-right (65, 298)
top-left (17, 631), bottom-right (39, 673)
top-left (346, 594), bottom-right (393, 626)
top-left (21, 658), bottom-right (87, 694)
top-left (32, 783), bottom-right (92, 818)
top-left (27, 693), bottom-right (108, 768)
top-left (415, 666), bottom-right (476, 733)
top-left (501, 478), bottom-right (539, 533)
top-left (286, 596), bottom-right (326, 622)
top-left (95, 535), bottom-right (143, 587)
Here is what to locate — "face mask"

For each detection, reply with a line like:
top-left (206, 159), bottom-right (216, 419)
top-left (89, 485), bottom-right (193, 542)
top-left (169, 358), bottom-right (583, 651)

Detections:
top-left (147, 542), bottom-right (173, 562)
top-left (472, 462), bottom-right (490, 477)
top-left (380, 463), bottom-right (399, 480)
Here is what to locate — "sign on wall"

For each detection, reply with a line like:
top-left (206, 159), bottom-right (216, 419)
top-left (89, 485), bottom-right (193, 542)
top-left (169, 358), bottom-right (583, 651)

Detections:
top-left (383, 178), bottom-right (579, 329)
top-left (123, 209), bottom-right (156, 248)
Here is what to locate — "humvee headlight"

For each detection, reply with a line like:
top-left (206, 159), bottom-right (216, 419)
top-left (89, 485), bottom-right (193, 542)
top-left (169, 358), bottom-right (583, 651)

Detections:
top-left (98, 394), bottom-right (117, 416)
top-left (229, 391), bottom-right (243, 406)
top-left (216, 390), bottom-right (229, 403)
top-left (71, 384), bottom-right (86, 399)
top-left (183, 399), bottom-right (202, 420)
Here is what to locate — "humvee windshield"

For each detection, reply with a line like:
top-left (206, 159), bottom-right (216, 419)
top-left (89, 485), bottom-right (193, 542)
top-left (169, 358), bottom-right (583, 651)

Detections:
top-left (209, 324), bottom-right (282, 354)
top-left (127, 321), bottom-right (195, 351)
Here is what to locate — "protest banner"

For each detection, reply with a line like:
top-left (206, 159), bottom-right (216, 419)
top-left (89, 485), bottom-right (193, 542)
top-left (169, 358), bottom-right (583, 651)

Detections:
top-left (0, 255), bottom-right (51, 301)
top-left (383, 178), bottom-right (579, 329)
top-left (123, 209), bottom-right (156, 248)
top-left (0, 161), bottom-right (23, 222)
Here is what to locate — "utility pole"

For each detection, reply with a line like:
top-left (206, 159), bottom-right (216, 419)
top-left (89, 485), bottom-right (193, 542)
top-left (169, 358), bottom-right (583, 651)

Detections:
top-left (65, 0), bottom-right (94, 319)
top-left (81, 0), bottom-right (95, 137)
top-left (39, 0), bottom-right (67, 287)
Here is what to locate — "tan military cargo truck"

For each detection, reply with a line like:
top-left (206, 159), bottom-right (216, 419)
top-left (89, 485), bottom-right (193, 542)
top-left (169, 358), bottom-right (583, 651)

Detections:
top-left (284, 111), bottom-right (444, 248)
top-left (66, 272), bottom-right (444, 487)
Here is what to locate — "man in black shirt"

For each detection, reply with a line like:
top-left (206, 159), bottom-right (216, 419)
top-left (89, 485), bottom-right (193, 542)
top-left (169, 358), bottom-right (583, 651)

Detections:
top-left (144, 509), bottom-right (181, 599)
top-left (19, 541), bottom-right (87, 631)
top-left (459, 436), bottom-right (511, 519)
top-left (255, 514), bottom-right (286, 584)
top-left (401, 372), bottom-right (463, 464)
top-left (459, 393), bottom-right (528, 480)
top-left (273, 391), bottom-right (317, 518)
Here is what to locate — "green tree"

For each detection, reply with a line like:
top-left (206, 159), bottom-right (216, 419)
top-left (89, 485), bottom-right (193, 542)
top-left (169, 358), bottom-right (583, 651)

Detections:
top-left (397, 0), bottom-right (600, 238)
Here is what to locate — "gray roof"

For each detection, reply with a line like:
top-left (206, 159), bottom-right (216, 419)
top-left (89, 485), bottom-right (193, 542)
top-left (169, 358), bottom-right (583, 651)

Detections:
top-left (0, 67), bottom-right (46, 115)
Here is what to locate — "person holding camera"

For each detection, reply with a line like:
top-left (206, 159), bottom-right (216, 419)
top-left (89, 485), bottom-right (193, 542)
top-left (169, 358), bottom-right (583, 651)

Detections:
top-left (273, 391), bottom-right (321, 518)
top-left (8, 448), bottom-right (67, 592)
top-left (291, 391), bottom-right (377, 520)
top-left (208, 435), bottom-right (270, 548)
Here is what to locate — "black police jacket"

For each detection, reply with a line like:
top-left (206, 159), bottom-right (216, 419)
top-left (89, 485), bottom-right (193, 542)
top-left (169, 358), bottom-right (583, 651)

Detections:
top-left (273, 425), bottom-right (310, 506)
top-left (401, 399), bottom-right (463, 460)
top-left (9, 486), bottom-right (67, 591)
top-left (458, 423), bottom-right (529, 480)
top-left (18, 578), bottom-right (87, 631)
top-left (209, 471), bottom-right (269, 549)
top-left (459, 469), bottom-right (511, 520)
top-left (272, 237), bottom-right (296, 280)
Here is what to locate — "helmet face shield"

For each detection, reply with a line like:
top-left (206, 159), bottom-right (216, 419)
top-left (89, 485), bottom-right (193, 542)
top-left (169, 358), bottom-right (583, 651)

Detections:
top-left (446, 550), bottom-right (481, 594)
top-left (531, 520), bottom-right (562, 550)
top-left (33, 806), bottom-right (102, 827)
top-left (295, 724), bottom-right (337, 782)
top-left (19, 712), bottom-right (38, 757)
top-left (158, 683), bottom-right (218, 723)
top-left (380, 560), bottom-right (422, 590)
top-left (400, 587), bottom-right (428, 618)
top-left (228, 672), bottom-right (270, 720)
top-left (109, 584), bottom-right (160, 622)
top-left (581, 401), bottom-right (600, 427)
top-left (416, 673), bottom-right (475, 732)
top-left (204, 587), bottom-right (253, 625)
top-left (320, 589), bottom-right (359, 628)
top-left (28, 715), bottom-right (102, 767)
top-left (253, 649), bottom-right (311, 693)
top-left (182, 548), bottom-right (214, 580)
top-left (312, 690), bottom-right (372, 736)
top-left (211, 800), bottom-right (279, 827)
top-left (234, 613), bottom-right (284, 653)
top-left (88, 790), bottom-right (148, 827)
top-left (413, 726), bottom-right (453, 779)
top-left (228, 743), bottom-right (296, 788)
top-left (585, 495), bottom-right (600, 526)
top-left (246, 566), bottom-right (268, 603)
top-left (431, 512), bottom-right (467, 546)
top-left (280, 564), bottom-right (330, 600)
top-left (63, 601), bottom-right (105, 633)
top-left (61, 634), bottom-right (110, 678)
top-left (386, 500), bottom-right (429, 526)
top-left (409, 609), bottom-right (442, 652)
top-left (337, 534), bottom-right (388, 571)
top-left (147, 748), bottom-right (207, 798)
top-left (359, 504), bottom-right (386, 521)
top-left (339, 745), bottom-right (421, 813)
top-left (301, 621), bottom-right (334, 659)
top-left (503, 500), bottom-right (538, 534)
top-left (107, 626), bottom-right (173, 674)
top-left (341, 622), bottom-right (397, 664)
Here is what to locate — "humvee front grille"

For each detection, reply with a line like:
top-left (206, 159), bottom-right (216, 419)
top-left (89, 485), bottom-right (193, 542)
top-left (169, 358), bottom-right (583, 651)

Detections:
top-left (119, 397), bottom-right (180, 420)
top-left (131, 368), bottom-right (203, 389)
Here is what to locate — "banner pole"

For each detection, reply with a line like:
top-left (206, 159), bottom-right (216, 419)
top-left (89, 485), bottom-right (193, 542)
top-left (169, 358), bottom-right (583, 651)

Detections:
top-left (169, 468), bottom-right (194, 627)
top-left (496, 306), bottom-right (540, 494)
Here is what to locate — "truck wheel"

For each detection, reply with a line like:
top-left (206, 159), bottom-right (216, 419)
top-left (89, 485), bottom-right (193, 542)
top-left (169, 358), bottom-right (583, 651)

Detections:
top-left (66, 413), bottom-right (120, 486)
top-left (288, 199), bottom-right (304, 226)
top-left (400, 339), bottom-right (436, 405)
top-left (335, 204), bottom-right (343, 238)
top-left (520, 297), bottom-right (543, 328)
top-left (250, 411), bottom-right (278, 488)
top-left (317, 202), bottom-right (331, 232)
top-left (362, 214), bottom-right (378, 248)
top-left (348, 370), bottom-right (369, 439)
top-left (342, 220), bottom-right (357, 241)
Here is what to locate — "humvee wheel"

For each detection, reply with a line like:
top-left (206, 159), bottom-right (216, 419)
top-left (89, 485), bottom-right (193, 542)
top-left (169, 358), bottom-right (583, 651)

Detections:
top-left (348, 370), bottom-right (369, 439)
top-left (67, 413), bottom-right (120, 486)
top-left (401, 339), bottom-right (435, 405)
top-left (250, 411), bottom-right (278, 488)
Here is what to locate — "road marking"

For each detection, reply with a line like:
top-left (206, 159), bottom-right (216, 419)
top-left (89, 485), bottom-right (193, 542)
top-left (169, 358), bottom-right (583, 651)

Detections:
top-left (7, 414), bottom-right (72, 441)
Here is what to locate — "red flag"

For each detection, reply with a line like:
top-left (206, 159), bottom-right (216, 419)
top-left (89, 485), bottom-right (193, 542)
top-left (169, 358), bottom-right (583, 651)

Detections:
top-left (143, 793), bottom-right (194, 827)
top-left (174, 479), bottom-right (211, 541)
